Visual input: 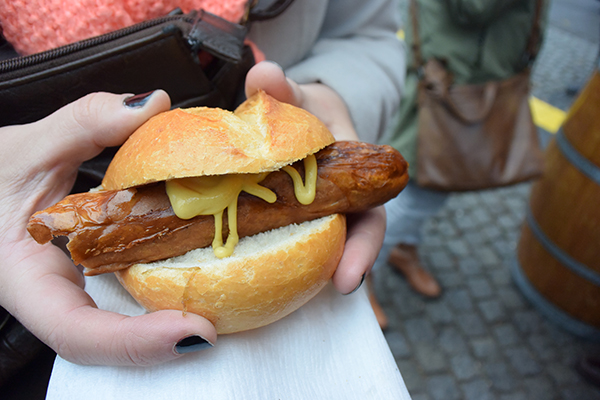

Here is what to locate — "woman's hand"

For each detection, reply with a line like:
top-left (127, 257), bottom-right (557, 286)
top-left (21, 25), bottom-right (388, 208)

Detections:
top-left (245, 61), bottom-right (386, 295)
top-left (0, 91), bottom-right (217, 366)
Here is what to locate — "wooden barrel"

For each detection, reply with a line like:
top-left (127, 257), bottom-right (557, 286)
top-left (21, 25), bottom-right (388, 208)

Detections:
top-left (512, 70), bottom-right (600, 340)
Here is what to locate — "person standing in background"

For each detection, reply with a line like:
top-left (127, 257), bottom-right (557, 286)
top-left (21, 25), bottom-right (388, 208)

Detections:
top-left (370, 0), bottom-right (548, 328)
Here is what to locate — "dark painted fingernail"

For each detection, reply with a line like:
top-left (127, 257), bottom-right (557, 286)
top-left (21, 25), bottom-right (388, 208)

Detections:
top-left (174, 335), bottom-right (213, 354)
top-left (124, 91), bottom-right (155, 108)
top-left (345, 273), bottom-right (366, 295)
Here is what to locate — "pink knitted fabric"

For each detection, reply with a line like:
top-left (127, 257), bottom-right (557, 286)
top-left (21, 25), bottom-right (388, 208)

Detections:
top-left (0, 0), bottom-right (249, 56)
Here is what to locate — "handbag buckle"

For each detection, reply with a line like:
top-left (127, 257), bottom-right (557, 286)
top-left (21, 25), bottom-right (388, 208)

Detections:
top-left (187, 10), bottom-right (248, 64)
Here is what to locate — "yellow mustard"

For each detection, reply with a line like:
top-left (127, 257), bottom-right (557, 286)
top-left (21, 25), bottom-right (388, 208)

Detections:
top-left (165, 154), bottom-right (318, 258)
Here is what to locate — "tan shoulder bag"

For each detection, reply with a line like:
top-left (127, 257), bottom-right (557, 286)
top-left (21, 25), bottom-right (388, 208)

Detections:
top-left (412, 0), bottom-right (545, 191)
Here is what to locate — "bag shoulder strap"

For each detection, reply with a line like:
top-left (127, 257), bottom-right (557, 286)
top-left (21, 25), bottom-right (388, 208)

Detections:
top-left (523, 0), bottom-right (544, 66)
top-left (409, 0), bottom-right (424, 71)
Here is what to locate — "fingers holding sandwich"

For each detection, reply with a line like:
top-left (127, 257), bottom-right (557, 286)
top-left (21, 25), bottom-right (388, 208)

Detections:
top-left (246, 61), bottom-right (381, 292)
top-left (1, 90), bottom-right (171, 228)
top-left (334, 206), bottom-right (387, 295)
top-left (0, 90), bottom-right (218, 367)
top-left (8, 247), bottom-right (216, 366)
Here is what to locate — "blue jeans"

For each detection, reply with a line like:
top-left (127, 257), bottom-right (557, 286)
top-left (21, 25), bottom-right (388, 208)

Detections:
top-left (373, 181), bottom-right (449, 271)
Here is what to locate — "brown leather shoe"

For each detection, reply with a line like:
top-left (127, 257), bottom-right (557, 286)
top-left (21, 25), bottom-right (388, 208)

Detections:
top-left (388, 244), bottom-right (441, 298)
top-left (366, 276), bottom-right (389, 330)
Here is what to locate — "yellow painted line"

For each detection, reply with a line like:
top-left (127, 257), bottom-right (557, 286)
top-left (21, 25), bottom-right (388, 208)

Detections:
top-left (529, 96), bottom-right (567, 134)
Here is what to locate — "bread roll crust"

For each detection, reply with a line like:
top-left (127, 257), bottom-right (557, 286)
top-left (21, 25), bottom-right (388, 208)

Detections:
top-left (115, 214), bottom-right (346, 334)
top-left (102, 91), bottom-right (335, 190)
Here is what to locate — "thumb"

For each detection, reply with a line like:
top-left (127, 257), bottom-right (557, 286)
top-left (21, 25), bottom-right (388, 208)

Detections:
top-left (34, 90), bottom-right (171, 166)
top-left (0, 90), bottom-right (170, 212)
top-left (245, 61), bottom-right (303, 107)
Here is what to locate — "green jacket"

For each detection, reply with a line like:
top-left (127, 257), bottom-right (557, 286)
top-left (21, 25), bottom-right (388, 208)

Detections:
top-left (387, 0), bottom-right (548, 178)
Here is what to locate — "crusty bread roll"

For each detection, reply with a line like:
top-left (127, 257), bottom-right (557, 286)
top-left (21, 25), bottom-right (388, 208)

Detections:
top-left (103, 91), bottom-right (345, 334)
top-left (116, 214), bottom-right (346, 334)
top-left (102, 90), bottom-right (335, 191)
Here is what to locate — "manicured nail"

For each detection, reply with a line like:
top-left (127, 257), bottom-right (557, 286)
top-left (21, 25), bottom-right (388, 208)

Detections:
top-left (345, 273), bottom-right (366, 295)
top-left (174, 335), bottom-right (213, 354)
top-left (123, 91), bottom-right (155, 108)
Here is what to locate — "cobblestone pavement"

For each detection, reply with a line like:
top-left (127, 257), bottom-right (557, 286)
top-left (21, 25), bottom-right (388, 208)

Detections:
top-left (372, 1), bottom-right (600, 399)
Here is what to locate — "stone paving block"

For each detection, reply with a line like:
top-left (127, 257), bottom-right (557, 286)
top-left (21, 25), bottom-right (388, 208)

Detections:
top-left (546, 362), bottom-right (584, 386)
top-left (484, 361), bottom-right (518, 392)
top-left (390, 288), bottom-right (426, 316)
top-left (496, 286), bottom-right (529, 310)
top-left (446, 289), bottom-right (475, 312)
top-left (450, 354), bottom-right (480, 381)
top-left (497, 214), bottom-right (518, 230)
top-left (410, 393), bottom-right (431, 400)
top-left (474, 247), bottom-right (502, 267)
top-left (438, 326), bottom-right (470, 355)
top-left (432, 219), bottom-right (459, 238)
top-left (512, 310), bottom-right (545, 334)
top-left (422, 234), bottom-right (445, 247)
top-left (556, 343), bottom-right (591, 366)
top-left (447, 239), bottom-right (471, 257)
top-left (462, 231), bottom-right (488, 247)
top-left (425, 301), bottom-right (455, 325)
top-left (454, 214), bottom-right (479, 231)
top-left (466, 276), bottom-right (493, 299)
top-left (488, 267), bottom-right (512, 286)
top-left (504, 346), bottom-right (542, 376)
top-left (404, 317), bottom-right (437, 343)
top-left (396, 360), bottom-right (424, 394)
top-left (523, 376), bottom-right (559, 400)
top-left (456, 312), bottom-right (488, 337)
top-left (528, 333), bottom-right (559, 362)
top-left (478, 299), bottom-right (507, 323)
top-left (543, 321), bottom-right (580, 347)
top-left (490, 240), bottom-right (515, 257)
top-left (481, 224), bottom-right (503, 241)
top-left (471, 207), bottom-right (493, 225)
top-left (424, 249), bottom-right (455, 270)
top-left (436, 271), bottom-right (463, 289)
top-left (499, 392), bottom-right (528, 400)
top-left (492, 324), bottom-right (521, 347)
top-left (384, 330), bottom-right (411, 359)
top-left (471, 336), bottom-right (502, 361)
top-left (415, 342), bottom-right (448, 373)
top-left (426, 375), bottom-right (461, 400)
top-left (461, 379), bottom-right (496, 400)
top-left (460, 258), bottom-right (485, 276)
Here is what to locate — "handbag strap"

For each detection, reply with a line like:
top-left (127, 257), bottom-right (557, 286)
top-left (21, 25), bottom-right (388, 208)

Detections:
top-left (409, 0), bottom-right (424, 72)
top-left (522, 0), bottom-right (544, 67)
top-left (410, 0), bottom-right (544, 71)
top-left (242, 0), bottom-right (295, 24)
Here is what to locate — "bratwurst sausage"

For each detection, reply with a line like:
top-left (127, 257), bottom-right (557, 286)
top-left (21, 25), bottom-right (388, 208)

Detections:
top-left (28, 141), bottom-right (408, 275)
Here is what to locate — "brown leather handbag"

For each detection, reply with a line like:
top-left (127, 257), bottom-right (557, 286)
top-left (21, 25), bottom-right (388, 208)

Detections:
top-left (411, 0), bottom-right (545, 191)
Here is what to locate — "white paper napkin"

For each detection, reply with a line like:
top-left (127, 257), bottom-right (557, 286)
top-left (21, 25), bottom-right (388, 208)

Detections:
top-left (46, 274), bottom-right (411, 400)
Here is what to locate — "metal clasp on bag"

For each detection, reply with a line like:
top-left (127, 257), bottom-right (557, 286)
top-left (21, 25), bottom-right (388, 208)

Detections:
top-left (187, 10), bottom-right (248, 64)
